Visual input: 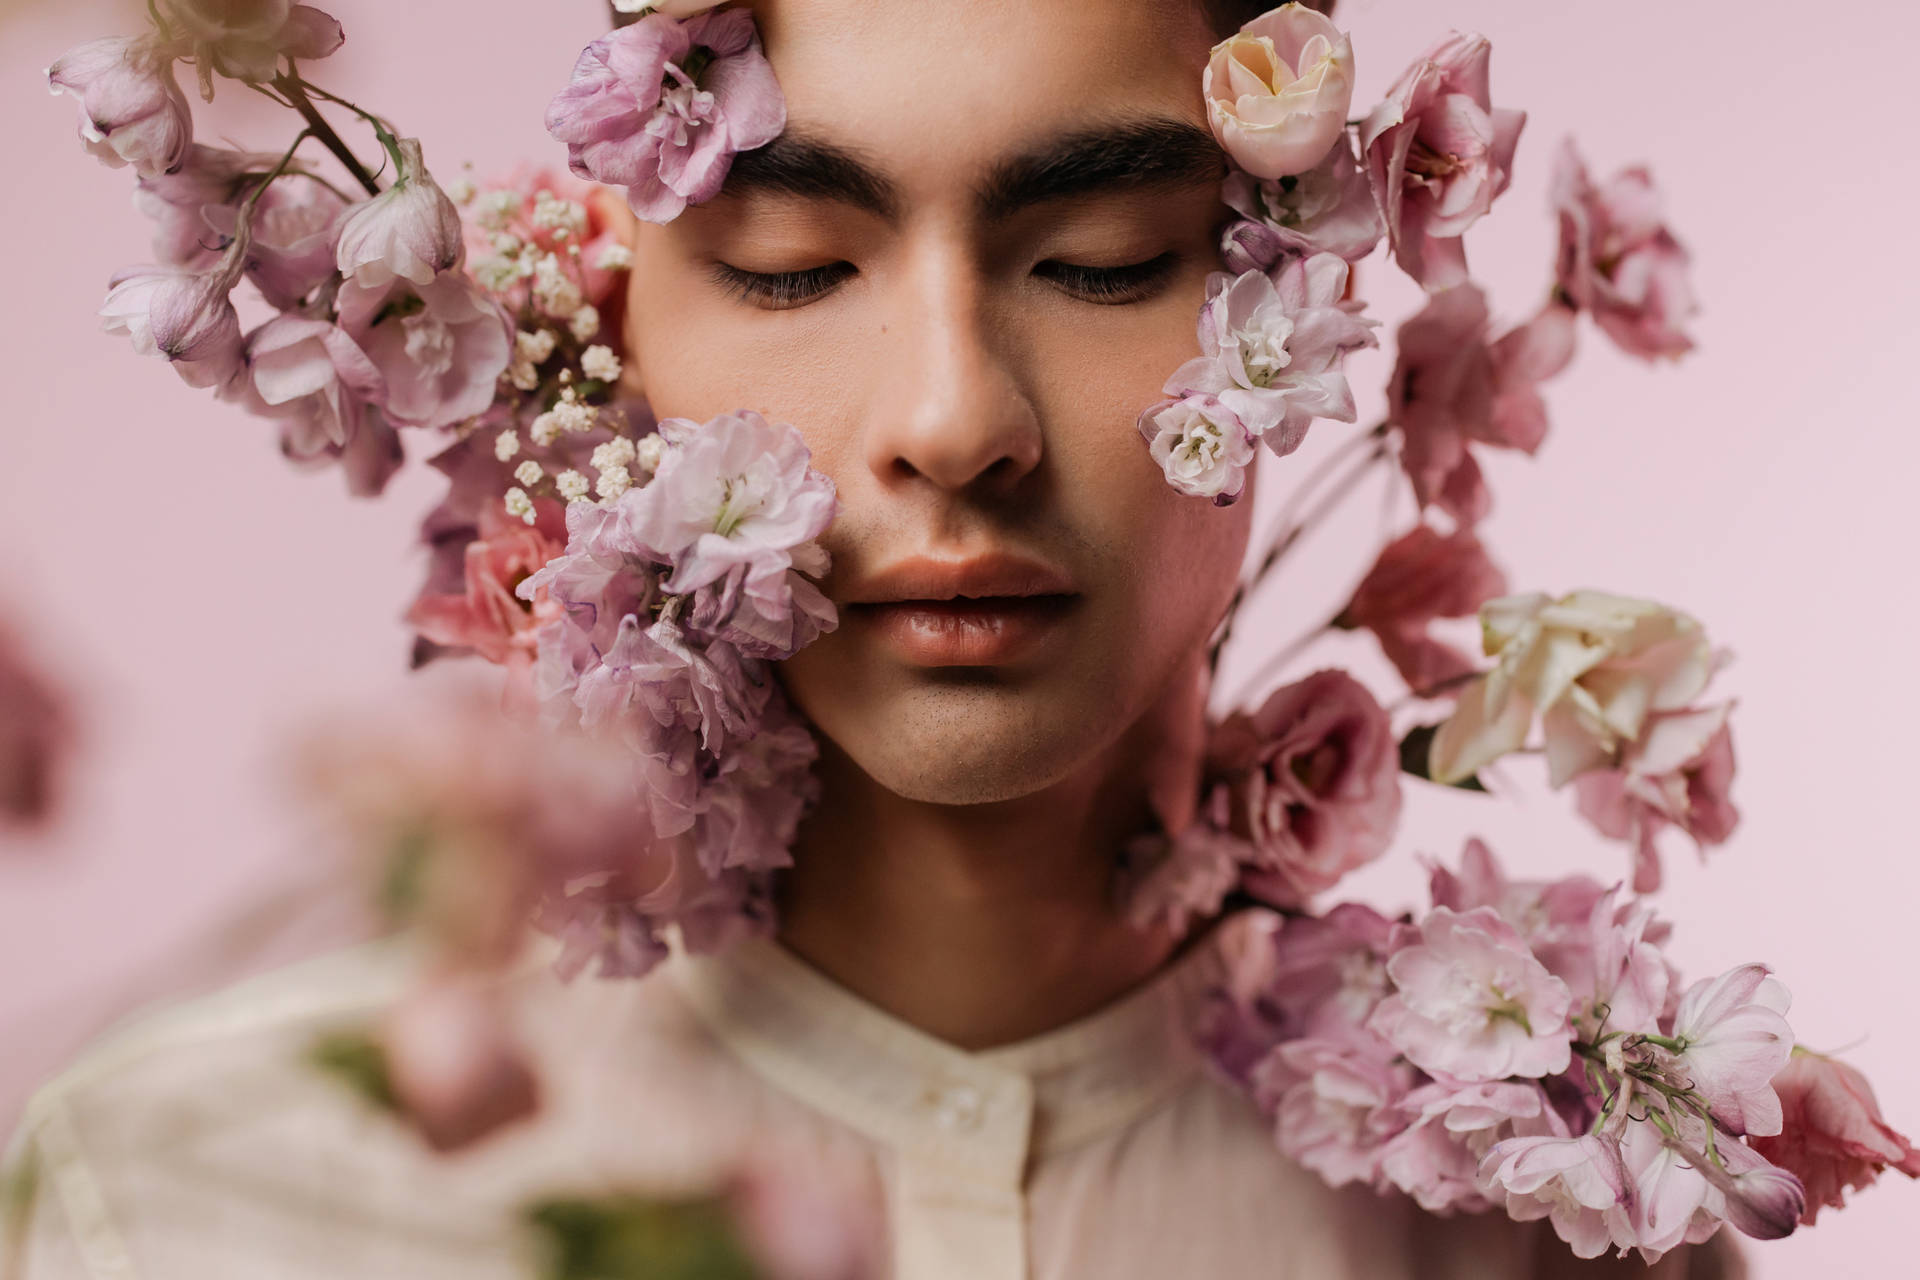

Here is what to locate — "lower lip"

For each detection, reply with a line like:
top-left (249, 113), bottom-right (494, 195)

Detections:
top-left (853, 596), bottom-right (1078, 666)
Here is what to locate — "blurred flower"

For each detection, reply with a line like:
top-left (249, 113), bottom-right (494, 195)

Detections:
top-left (1377, 1076), bottom-right (1546, 1213)
top-left (1552, 139), bottom-right (1696, 360)
top-left (206, 170), bottom-right (348, 309)
top-left (546, 8), bottom-right (785, 223)
top-left (1203, 3), bottom-right (1355, 180)
top-left (0, 623), bottom-right (76, 831)
top-left (379, 974), bottom-right (539, 1153)
top-left (1573, 702), bottom-right (1739, 893)
top-left (158, 0), bottom-right (345, 92)
top-left (335, 137), bottom-right (465, 288)
top-left (46, 36), bottom-right (192, 178)
top-left (1479, 1132), bottom-right (1631, 1260)
top-left (1360, 32), bottom-right (1526, 291)
top-left (1205, 668), bottom-right (1402, 905)
top-left (133, 143), bottom-right (284, 266)
top-left (1335, 523), bottom-right (1507, 693)
top-left (1218, 137), bottom-right (1382, 271)
top-left (1749, 1051), bottom-right (1920, 1224)
top-left (337, 269), bottom-right (514, 430)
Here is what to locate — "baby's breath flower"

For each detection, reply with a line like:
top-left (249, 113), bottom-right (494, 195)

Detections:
top-left (551, 399), bottom-right (597, 435)
top-left (554, 469), bottom-right (590, 501)
top-left (532, 253), bottom-right (584, 318)
top-left (634, 433), bottom-right (667, 474)
top-left (475, 189), bottom-right (519, 231)
top-left (446, 177), bottom-right (476, 205)
top-left (472, 254), bottom-right (520, 293)
top-left (531, 190), bottom-right (589, 239)
top-left (568, 304), bottom-right (601, 344)
top-left (514, 459), bottom-right (544, 487)
top-left (590, 436), bottom-right (637, 472)
top-left (580, 344), bottom-right (622, 382)
top-left (529, 413), bottom-right (561, 447)
top-left (508, 359), bottom-right (540, 392)
top-left (594, 243), bottom-right (633, 272)
top-left (503, 486), bottom-right (535, 524)
top-left (515, 329), bottom-right (557, 364)
top-left (489, 231), bottom-right (523, 256)
top-left (595, 466), bottom-right (632, 501)
top-left (495, 430), bottom-right (520, 462)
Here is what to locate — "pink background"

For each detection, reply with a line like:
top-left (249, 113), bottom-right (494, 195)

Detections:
top-left (2, 0), bottom-right (1914, 1273)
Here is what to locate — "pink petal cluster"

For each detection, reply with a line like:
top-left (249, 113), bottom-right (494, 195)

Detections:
top-left (1553, 139), bottom-right (1697, 361)
top-left (518, 410), bottom-right (837, 881)
top-left (1336, 523), bottom-right (1507, 693)
top-left (1361, 32), bottom-right (1526, 291)
top-left (1574, 702), bottom-right (1740, 893)
top-left (46, 36), bottom-right (192, 178)
top-left (1219, 138), bottom-right (1383, 271)
top-left (546, 8), bottom-right (786, 223)
top-left (405, 499), bottom-right (568, 677)
top-left (335, 269), bottom-right (513, 431)
top-left (1387, 285), bottom-right (1574, 526)
top-left (1749, 1052), bottom-right (1920, 1223)
top-left (1203, 3), bottom-right (1356, 181)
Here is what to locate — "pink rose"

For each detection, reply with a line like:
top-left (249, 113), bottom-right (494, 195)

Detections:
top-left (1207, 668), bottom-right (1402, 904)
top-left (405, 499), bottom-right (567, 670)
top-left (1203, 3), bottom-right (1356, 180)
top-left (1336, 523), bottom-right (1507, 693)
top-left (1360, 32), bottom-right (1526, 291)
top-left (1749, 1052), bottom-right (1920, 1224)
top-left (1553, 139), bottom-right (1696, 360)
top-left (1574, 702), bottom-right (1739, 894)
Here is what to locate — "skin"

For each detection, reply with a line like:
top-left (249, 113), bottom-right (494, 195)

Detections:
top-left (606, 0), bottom-right (1252, 1047)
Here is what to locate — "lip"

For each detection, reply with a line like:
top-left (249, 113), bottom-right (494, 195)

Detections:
top-left (842, 552), bottom-right (1080, 667)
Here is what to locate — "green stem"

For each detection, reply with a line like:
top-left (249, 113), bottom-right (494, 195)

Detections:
top-left (269, 72), bottom-right (382, 196)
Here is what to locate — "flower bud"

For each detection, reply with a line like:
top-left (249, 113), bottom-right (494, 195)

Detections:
top-left (335, 137), bottom-right (466, 288)
top-left (1204, 4), bottom-right (1355, 180)
top-left (47, 36), bottom-right (193, 178)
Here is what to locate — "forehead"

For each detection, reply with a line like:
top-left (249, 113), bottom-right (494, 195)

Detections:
top-left (746, 0), bottom-right (1217, 186)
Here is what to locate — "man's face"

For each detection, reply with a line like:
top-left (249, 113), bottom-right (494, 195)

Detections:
top-left (619, 0), bottom-right (1251, 804)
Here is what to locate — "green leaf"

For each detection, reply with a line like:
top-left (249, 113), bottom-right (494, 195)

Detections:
top-left (1398, 723), bottom-right (1487, 792)
top-left (525, 1194), bottom-right (763, 1280)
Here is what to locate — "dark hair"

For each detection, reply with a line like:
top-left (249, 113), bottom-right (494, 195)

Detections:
top-left (609, 1), bottom-right (1337, 35)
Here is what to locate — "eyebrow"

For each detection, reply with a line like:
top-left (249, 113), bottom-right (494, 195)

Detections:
top-left (718, 118), bottom-right (1224, 224)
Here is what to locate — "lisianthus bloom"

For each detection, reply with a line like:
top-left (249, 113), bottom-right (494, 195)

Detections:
top-left (405, 499), bottom-right (567, 671)
top-left (378, 975), bottom-right (539, 1153)
top-left (1206, 668), bottom-right (1402, 905)
top-left (47, 36), bottom-right (192, 178)
top-left (546, 7), bottom-right (786, 223)
top-left (1361, 32), bottom-right (1526, 291)
top-left (1335, 523), bottom-right (1507, 693)
top-left (1138, 392), bottom-right (1256, 503)
top-left (1749, 1051), bottom-right (1920, 1223)
top-left (335, 137), bottom-right (466, 289)
top-left (1203, 3), bottom-right (1355, 180)
top-left (1552, 139), bottom-right (1696, 361)
top-left (99, 231), bottom-right (251, 392)
top-left (1367, 905), bottom-right (1574, 1081)
top-left (1665, 963), bottom-right (1794, 1137)
top-left (1386, 284), bottom-right (1575, 526)
top-left (1574, 702), bottom-right (1739, 894)
top-left (1164, 256), bottom-right (1375, 459)
top-left (1219, 138), bottom-right (1382, 271)
top-left (1427, 590), bottom-right (1716, 788)
top-left (157, 0), bottom-right (345, 92)
top-left (336, 270), bottom-right (514, 430)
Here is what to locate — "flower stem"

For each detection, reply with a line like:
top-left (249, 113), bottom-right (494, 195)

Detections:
top-left (269, 71), bottom-right (382, 196)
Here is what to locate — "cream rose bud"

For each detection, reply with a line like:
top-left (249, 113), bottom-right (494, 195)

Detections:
top-left (1204, 4), bottom-right (1356, 180)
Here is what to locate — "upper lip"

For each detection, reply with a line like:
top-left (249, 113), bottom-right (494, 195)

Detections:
top-left (842, 552), bottom-right (1078, 605)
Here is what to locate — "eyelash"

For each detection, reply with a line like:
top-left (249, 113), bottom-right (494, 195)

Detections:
top-left (709, 252), bottom-right (1180, 310)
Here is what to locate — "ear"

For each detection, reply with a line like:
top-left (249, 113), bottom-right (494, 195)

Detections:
top-left (582, 184), bottom-right (647, 400)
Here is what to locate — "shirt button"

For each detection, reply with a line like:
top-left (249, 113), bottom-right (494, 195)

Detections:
top-left (931, 1083), bottom-right (985, 1132)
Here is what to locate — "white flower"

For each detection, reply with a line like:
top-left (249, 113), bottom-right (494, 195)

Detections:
top-left (531, 253), bottom-right (583, 318)
top-left (494, 430), bottom-right (520, 462)
top-left (514, 459), bottom-right (544, 486)
top-left (594, 244), bottom-right (633, 272)
top-left (595, 466), bottom-right (632, 501)
top-left (580, 344), bottom-right (622, 382)
top-left (515, 329), bottom-right (557, 364)
top-left (554, 469), bottom-right (590, 501)
top-left (471, 254), bottom-right (520, 293)
top-left (445, 177), bottom-right (476, 205)
top-left (475, 190), bottom-right (519, 231)
top-left (568, 304), bottom-right (601, 344)
top-left (590, 437), bottom-right (637, 471)
top-left (634, 433), bottom-right (668, 473)
top-left (503, 486), bottom-right (535, 524)
top-left (529, 411), bottom-right (561, 447)
top-left (1140, 394), bottom-right (1256, 503)
top-left (530, 190), bottom-right (588, 239)
top-left (508, 358), bottom-right (540, 392)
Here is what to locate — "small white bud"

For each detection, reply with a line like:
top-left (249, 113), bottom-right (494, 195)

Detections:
top-left (554, 469), bottom-right (590, 501)
top-left (580, 344), bottom-right (622, 383)
top-left (446, 177), bottom-right (476, 205)
top-left (514, 459), bottom-right (544, 486)
top-left (634, 433), bottom-right (667, 473)
top-left (590, 436), bottom-right (637, 471)
top-left (494, 430), bottom-right (520, 462)
top-left (515, 329), bottom-right (557, 363)
top-left (529, 412), bottom-right (562, 447)
top-left (503, 486), bottom-right (535, 524)
top-left (595, 466), bottom-right (632, 501)
top-left (568, 304), bottom-right (601, 344)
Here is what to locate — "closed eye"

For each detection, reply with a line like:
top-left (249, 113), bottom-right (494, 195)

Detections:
top-left (1033, 252), bottom-right (1178, 305)
top-left (710, 261), bottom-right (856, 310)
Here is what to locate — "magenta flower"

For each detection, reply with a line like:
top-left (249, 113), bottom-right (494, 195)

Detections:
top-left (1360, 32), bottom-right (1526, 291)
top-left (1479, 1132), bottom-right (1632, 1260)
top-left (1336, 523), bottom-right (1507, 693)
top-left (1750, 1052), bottom-right (1920, 1223)
top-left (1368, 905), bottom-right (1574, 1081)
top-left (99, 238), bottom-right (249, 392)
top-left (47, 36), bottom-right (192, 178)
top-left (1205, 668), bottom-right (1403, 905)
top-left (1667, 963), bottom-right (1795, 1137)
top-left (1137, 392), bottom-right (1256, 503)
top-left (335, 137), bottom-right (465, 288)
top-left (546, 8), bottom-right (786, 223)
top-left (1553, 138), bottom-right (1696, 360)
top-left (1219, 137), bottom-right (1383, 271)
top-left (1574, 702), bottom-right (1740, 894)
top-left (336, 270), bottom-right (513, 430)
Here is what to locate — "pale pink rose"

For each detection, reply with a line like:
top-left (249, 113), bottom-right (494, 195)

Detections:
top-left (336, 270), bottom-right (513, 430)
top-left (1138, 391), bottom-right (1257, 503)
top-left (1336, 523), bottom-right (1507, 692)
top-left (1427, 590), bottom-right (1715, 788)
top-left (1361, 32), bottom-right (1526, 291)
top-left (1368, 905), bottom-right (1574, 1080)
top-left (46, 36), bottom-right (192, 178)
top-left (1204, 4), bottom-right (1356, 180)
top-left (1667, 964), bottom-right (1794, 1138)
top-left (1219, 137), bottom-right (1382, 270)
top-left (1121, 821), bottom-right (1244, 938)
top-left (1574, 701), bottom-right (1739, 893)
top-left (405, 499), bottom-right (567, 669)
top-left (1749, 1052), bottom-right (1920, 1224)
top-left (1387, 285), bottom-right (1575, 525)
top-left (1553, 138), bottom-right (1696, 360)
top-left (1479, 1131), bottom-right (1632, 1260)
top-left (1206, 668), bottom-right (1402, 904)
top-left (335, 137), bottom-right (465, 288)
top-left (379, 975), bottom-right (539, 1153)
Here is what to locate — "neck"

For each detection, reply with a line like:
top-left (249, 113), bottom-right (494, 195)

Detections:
top-left (776, 666), bottom-right (1208, 1051)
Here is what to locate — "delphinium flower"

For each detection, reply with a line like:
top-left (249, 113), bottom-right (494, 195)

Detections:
top-left (154, 0), bottom-right (346, 95)
top-left (1749, 1051), bottom-right (1920, 1223)
top-left (1552, 139), bottom-right (1697, 361)
top-left (46, 36), bottom-right (193, 178)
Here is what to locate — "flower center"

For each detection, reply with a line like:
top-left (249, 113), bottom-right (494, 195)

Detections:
top-left (402, 309), bottom-right (455, 376)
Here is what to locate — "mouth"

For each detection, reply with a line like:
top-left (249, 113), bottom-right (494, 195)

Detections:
top-left (842, 553), bottom-right (1081, 667)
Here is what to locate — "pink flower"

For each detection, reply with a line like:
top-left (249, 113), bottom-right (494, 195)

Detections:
top-left (1479, 1132), bottom-right (1632, 1259)
top-left (1749, 1052), bottom-right (1920, 1224)
top-left (99, 237), bottom-right (249, 392)
top-left (695, 702), bottom-right (820, 875)
top-left (208, 171), bottom-right (348, 310)
top-left (1614, 1117), bottom-right (1712, 1260)
top-left (134, 144), bottom-right (282, 265)
top-left (1206, 668), bottom-right (1402, 904)
top-left (1219, 137), bottom-right (1383, 271)
top-left (158, 1), bottom-right (345, 90)
top-left (1695, 1137), bottom-right (1806, 1242)
top-left (1259, 1035), bottom-right (1413, 1189)
top-left (0, 624), bottom-right (75, 831)
top-left (1377, 1077), bottom-right (1546, 1213)
top-left (282, 408), bottom-right (404, 498)
top-left (1553, 139), bottom-right (1696, 360)
top-left (46, 36), bottom-right (192, 178)
top-left (1138, 392), bottom-right (1256, 503)
top-left (1387, 285), bottom-right (1574, 526)
top-left (379, 975), bottom-right (539, 1153)
top-left (1667, 964), bottom-right (1794, 1137)
top-left (1360, 32), bottom-right (1526, 291)
top-left (1203, 3), bottom-right (1355, 180)
top-left (1163, 257), bottom-right (1376, 458)
top-left (241, 313), bottom-right (381, 456)
top-left (546, 8), bottom-right (786, 223)
top-left (1336, 523), bottom-right (1507, 693)
top-left (405, 499), bottom-right (567, 670)
top-left (1368, 905), bottom-right (1574, 1080)
top-left (336, 270), bottom-right (513, 430)
top-left (335, 137), bottom-right (464, 288)
top-left (1574, 702), bottom-right (1740, 894)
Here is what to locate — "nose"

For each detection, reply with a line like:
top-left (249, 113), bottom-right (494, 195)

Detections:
top-left (862, 243), bottom-right (1043, 494)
